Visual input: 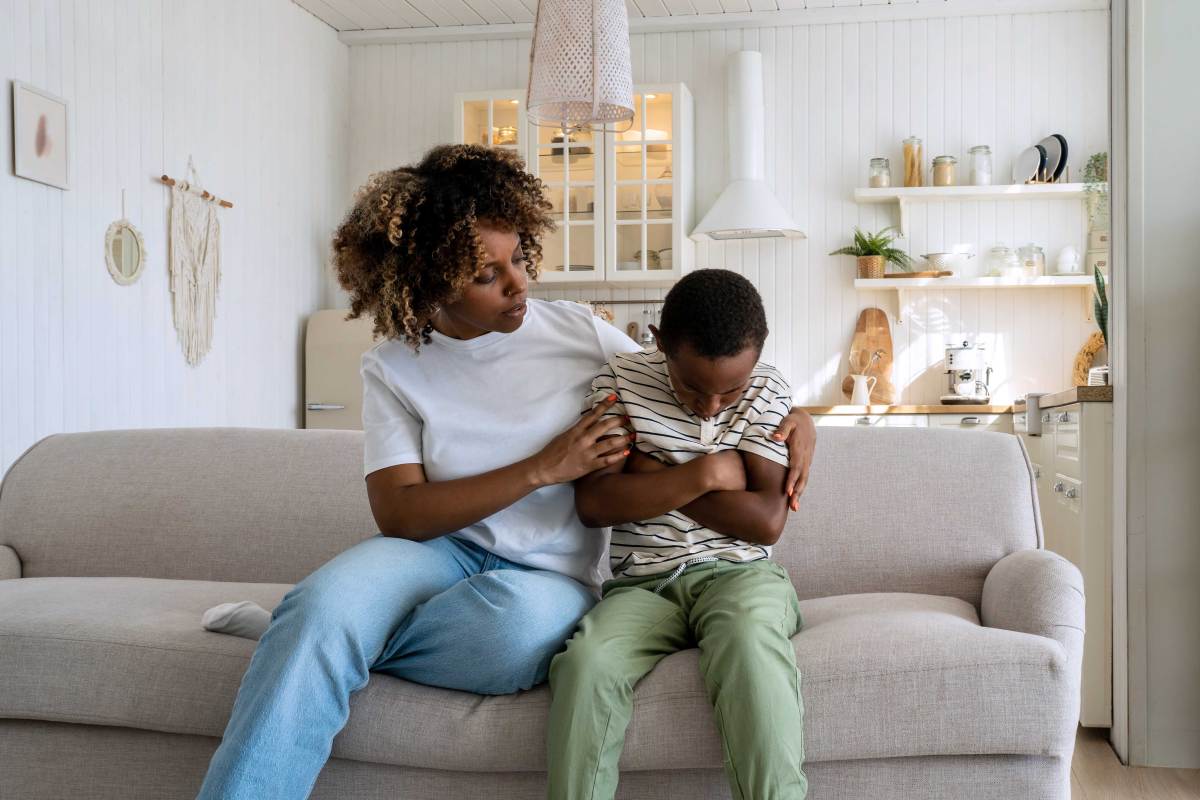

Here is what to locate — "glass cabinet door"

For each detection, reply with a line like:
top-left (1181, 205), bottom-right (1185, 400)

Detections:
top-left (529, 123), bottom-right (604, 282)
top-left (456, 92), bottom-right (526, 156)
top-left (606, 90), bottom-right (678, 281)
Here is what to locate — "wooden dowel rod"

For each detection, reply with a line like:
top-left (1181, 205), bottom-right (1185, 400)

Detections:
top-left (158, 174), bottom-right (234, 208)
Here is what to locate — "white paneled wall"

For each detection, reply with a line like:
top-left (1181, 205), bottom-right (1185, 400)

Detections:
top-left (0, 0), bottom-right (349, 476)
top-left (341, 6), bottom-right (1107, 405)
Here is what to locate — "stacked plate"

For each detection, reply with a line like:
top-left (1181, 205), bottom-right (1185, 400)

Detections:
top-left (1012, 134), bottom-right (1069, 183)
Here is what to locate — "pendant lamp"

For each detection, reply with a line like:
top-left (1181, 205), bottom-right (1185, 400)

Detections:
top-left (526, 0), bottom-right (634, 131)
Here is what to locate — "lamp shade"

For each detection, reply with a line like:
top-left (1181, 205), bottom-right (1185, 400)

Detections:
top-left (526, 0), bottom-right (633, 129)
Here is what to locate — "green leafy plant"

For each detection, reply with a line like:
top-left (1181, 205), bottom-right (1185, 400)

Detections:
top-left (829, 226), bottom-right (913, 271)
top-left (1084, 152), bottom-right (1109, 230)
top-left (1093, 265), bottom-right (1108, 348)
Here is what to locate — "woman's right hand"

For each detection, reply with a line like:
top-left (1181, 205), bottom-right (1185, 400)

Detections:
top-left (528, 396), bottom-right (633, 486)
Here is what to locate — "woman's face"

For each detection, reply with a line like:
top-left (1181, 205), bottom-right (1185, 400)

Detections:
top-left (433, 222), bottom-right (529, 340)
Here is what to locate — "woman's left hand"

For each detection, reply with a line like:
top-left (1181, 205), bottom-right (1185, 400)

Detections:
top-left (772, 409), bottom-right (816, 511)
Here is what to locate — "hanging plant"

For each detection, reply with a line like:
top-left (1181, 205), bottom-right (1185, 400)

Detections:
top-left (1083, 152), bottom-right (1109, 230)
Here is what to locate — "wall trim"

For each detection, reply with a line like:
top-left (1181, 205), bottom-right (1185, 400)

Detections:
top-left (1108, 0), bottom-right (1131, 766)
top-left (337, 0), bottom-right (1108, 45)
top-left (1119, 0), bottom-right (1149, 768)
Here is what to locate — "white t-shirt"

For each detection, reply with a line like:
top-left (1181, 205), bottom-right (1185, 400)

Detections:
top-left (360, 299), bottom-right (638, 591)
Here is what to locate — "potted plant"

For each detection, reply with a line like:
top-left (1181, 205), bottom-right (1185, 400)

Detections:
top-left (1074, 265), bottom-right (1110, 386)
top-left (829, 226), bottom-right (913, 279)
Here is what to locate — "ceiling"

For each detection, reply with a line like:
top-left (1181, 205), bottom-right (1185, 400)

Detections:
top-left (292, 0), bottom-right (926, 32)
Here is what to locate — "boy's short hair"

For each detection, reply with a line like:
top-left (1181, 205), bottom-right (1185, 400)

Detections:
top-left (657, 269), bottom-right (769, 358)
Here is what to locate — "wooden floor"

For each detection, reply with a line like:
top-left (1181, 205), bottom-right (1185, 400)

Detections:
top-left (1073, 727), bottom-right (1200, 799)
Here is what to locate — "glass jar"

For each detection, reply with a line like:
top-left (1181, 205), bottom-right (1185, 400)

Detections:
top-left (902, 136), bottom-right (923, 187)
top-left (932, 155), bottom-right (957, 187)
top-left (1018, 243), bottom-right (1046, 277)
top-left (969, 145), bottom-right (993, 185)
top-left (983, 245), bottom-right (1019, 277)
top-left (868, 157), bottom-right (891, 188)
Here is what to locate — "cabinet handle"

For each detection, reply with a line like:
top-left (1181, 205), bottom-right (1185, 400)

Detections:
top-left (1053, 481), bottom-right (1065, 493)
top-left (1058, 412), bottom-right (1071, 423)
top-left (306, 403), bottom-right (346, 411)
top-left (1065, 487), bottom-right (1079, 499)
top-left (961, 416), bottom-right (981, 425)
top-left (856, 416), bottom-right (872, 425)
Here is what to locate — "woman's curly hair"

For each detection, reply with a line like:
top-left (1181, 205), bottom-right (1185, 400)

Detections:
top-left (333, 144), bottom-right (554, 348)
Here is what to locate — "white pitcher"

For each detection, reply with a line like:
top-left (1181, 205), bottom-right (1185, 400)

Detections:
top-left (849, 374), bottom-right (877, 405)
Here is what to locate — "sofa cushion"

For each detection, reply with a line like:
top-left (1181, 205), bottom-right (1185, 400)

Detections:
top-left (0, 577), bottom-right (1076, 772)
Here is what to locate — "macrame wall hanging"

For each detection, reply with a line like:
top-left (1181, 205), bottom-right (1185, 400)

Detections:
top-left (158, 158), bottom-right (233, 366)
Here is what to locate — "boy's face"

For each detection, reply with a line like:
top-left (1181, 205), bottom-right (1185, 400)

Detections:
top-left (653, 331), bottom-right (760, 420)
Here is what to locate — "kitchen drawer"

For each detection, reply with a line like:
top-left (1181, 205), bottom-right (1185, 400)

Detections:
top-left (1052, 405), bottom-right (1082, 477)
top-left (928, 413), bottom-right (1012, 433)
top-left (813, 414), bottom-right (928, 428)
top-left (1048, 473), bottom-right (1084, 564)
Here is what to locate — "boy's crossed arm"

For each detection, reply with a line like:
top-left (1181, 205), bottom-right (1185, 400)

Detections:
top-left (574, 446), bottom-right (791, 546)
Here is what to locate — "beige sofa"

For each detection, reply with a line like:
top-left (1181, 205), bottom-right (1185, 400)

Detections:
top-left (0, 426), bottom-right (1083, 799)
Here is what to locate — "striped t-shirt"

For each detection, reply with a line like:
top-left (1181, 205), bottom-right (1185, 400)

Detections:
top-left (586, 348), bottom-right (793, 579)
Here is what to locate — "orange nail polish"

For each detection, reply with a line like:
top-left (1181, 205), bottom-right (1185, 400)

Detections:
top-left (606, 394), bottom-right (617, 402)
top-left (623, 449), bottom-right (631, 456)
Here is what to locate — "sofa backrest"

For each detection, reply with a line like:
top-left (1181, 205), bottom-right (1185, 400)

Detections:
top-left (0, 426), bottom-right (1039, 607)
top-left (0, 428), bottom-right (378, 585)
top-left (773, 426), bottom-right (1040, 607)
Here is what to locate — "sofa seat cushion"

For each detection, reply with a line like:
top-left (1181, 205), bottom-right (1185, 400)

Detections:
top-left (0, 578), bottom-right (1075, 772)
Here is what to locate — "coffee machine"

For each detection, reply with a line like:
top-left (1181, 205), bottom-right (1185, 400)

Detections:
top-left (941, 339), bottom-right (992, 404)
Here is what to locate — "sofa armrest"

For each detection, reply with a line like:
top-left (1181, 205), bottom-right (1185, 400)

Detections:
top-left (0, 544), bottom-right (20, 579)
top-left (982, 548), bottom-right (1084, 658)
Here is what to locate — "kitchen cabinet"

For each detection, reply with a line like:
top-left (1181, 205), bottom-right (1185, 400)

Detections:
top-left (1018, 400), bottom-right (1113, 727)
top-left (454, 90), bottom-right (530, 156)
top-left (456, 85), bottom-right (694, 287)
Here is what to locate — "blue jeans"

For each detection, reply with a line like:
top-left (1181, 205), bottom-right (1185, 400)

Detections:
top-left (196, 533), bottom-right (595, 799)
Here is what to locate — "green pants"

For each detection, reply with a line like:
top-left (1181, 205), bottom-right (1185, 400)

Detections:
top-left (546, 559), bottom-right (807, 800)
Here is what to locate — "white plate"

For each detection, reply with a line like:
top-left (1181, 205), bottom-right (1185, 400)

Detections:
top-left (1012, 144), bottom-right (1046, 184)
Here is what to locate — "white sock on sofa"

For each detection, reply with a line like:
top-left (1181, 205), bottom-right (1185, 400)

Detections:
top-left (201, 601), bottom-right (271, 640)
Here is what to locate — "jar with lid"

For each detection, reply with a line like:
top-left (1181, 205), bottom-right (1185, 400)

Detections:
top-left (1018, 243), bottom-right (1046, 277)
top-left (932, 155), bottom-right (957, 187)
top-left (868, 157), bottom-right (891, 188)
top-left (969, 145), bottom-right (993, 185)
top-left (983, 245), bottom-right (1020, 277)
top-left (902, 136), bottom-right (923, 187)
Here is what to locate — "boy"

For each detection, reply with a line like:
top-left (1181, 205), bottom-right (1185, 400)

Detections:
top-left (546, 269), bottom-right (807, 800)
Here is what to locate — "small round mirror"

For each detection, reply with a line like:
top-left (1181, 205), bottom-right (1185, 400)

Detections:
top-left (105, 219), bottom-right (146, 285)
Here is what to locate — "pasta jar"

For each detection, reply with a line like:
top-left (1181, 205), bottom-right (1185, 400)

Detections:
top-left (903, 136), bottom-right (923, 187)
top-left (932, 155), bottom-right (957, 187)
top-left (868, 158), bottom-right (891, 188)
top-left (969, 145), bottom-right (993, 185)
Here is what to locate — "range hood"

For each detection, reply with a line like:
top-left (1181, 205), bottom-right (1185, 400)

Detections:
top-left (691, 51), bottom-right (805, 241)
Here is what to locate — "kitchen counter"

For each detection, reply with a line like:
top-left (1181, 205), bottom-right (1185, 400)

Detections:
top-left (799, 404), bottom-right (1013, 415)
top-left (1013, 386), bottom-right (1113, 411)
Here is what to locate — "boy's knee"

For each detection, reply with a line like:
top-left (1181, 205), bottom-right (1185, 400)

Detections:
top-left (549, 635), bottom-right (624, 690)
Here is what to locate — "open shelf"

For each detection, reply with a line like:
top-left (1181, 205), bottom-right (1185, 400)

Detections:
top-left (853, 182), bottom-right (1098, 236)
top-left (855, 275), bottom-right (1094, 289)
top-left (854, 182), bottom-right (1089, 203)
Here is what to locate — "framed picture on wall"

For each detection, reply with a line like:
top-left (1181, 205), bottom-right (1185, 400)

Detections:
top-left (12, 81), bottom-right (70, 190)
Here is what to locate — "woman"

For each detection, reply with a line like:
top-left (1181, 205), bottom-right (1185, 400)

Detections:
top-left (196, 144), bottom-right (815, 799)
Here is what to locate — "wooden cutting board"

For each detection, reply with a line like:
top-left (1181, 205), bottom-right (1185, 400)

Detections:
top-left (841, 307), bottom-right (897, 403)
